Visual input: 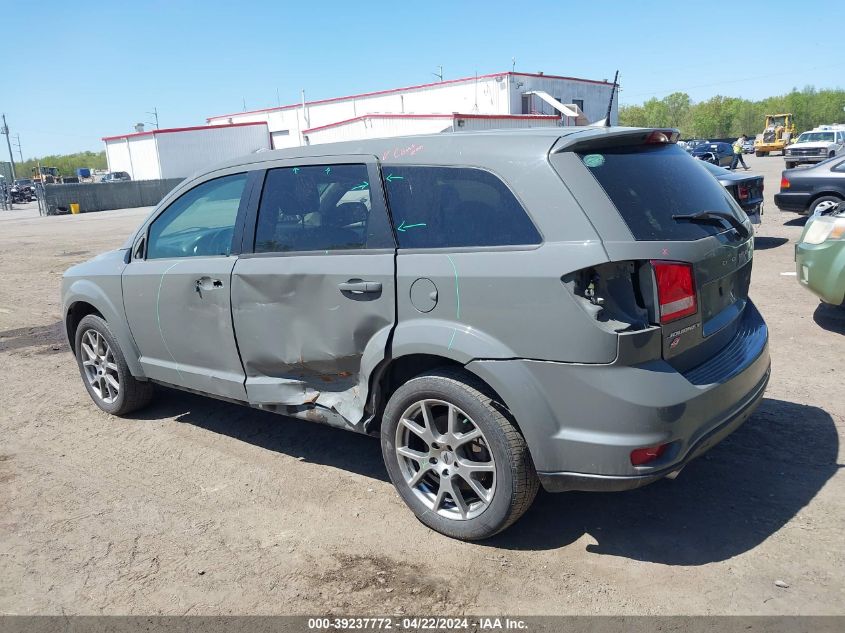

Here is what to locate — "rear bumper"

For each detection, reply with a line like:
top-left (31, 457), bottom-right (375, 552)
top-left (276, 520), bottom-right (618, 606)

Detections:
top-left (467, 302), bottom-right (770, 491)
top-left (775, 192), bottom-right (811, 213)
top-left (538, 364), bottom-right (769, 492)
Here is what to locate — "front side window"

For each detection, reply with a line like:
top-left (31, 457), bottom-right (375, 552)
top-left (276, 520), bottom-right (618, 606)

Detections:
top-left (146, 173), bottom-right (247, 259)
top-left (382, 166), bottom-right (541, 248)
top-left (254, 164), bottom-right (376, 253)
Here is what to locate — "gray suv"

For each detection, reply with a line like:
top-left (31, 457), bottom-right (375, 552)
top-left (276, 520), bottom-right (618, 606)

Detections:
top-left (62, 128), bottom-right (770, 540)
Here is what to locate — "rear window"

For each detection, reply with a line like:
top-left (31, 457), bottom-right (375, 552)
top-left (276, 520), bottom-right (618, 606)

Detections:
top-left (382, 166), bottom-right (541, 248)
top-left (577, 144), bottom-right (742, 240)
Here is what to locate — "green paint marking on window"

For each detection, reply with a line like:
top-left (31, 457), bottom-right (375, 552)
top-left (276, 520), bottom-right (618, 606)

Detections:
top-left (325, 167), bottom-right (332, 175)
top-left (350, 181), bottom-right (369, 191)
top-left (583, 154), bottom-right (605, 168)
top-left (292, 167), bottom-right (300, 174)
top-left (385, 173), bottom-right (404, 182)
top-left (396, 220), bottom-right (427, 232)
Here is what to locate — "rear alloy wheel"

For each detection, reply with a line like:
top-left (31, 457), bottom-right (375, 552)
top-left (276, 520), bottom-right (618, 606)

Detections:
top-left (381, 369), bottom-right (539, 540)
top-left (74, 314), bottom-right (154, 415)
top-left (809, 196), bottom-right (843, 217)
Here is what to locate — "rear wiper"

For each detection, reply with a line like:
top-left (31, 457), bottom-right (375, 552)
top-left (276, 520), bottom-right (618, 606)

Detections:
top-left (672, 211), bottom-right (750, 239)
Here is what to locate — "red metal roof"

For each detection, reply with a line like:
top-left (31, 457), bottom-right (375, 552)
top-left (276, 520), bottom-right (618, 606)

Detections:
top-left (207, 72), bottom-right (612, 122)
top-left (302, 113), bottom-right (560, 135)
top-left (102, 121), bottom-right (268, 142)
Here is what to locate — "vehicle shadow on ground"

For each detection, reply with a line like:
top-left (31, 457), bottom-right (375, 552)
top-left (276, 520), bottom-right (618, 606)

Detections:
top-left (135, 387), bottom-right (389, 482)
top-left (784, 216), bottom-right (808, 227)
top-left (753, 236), bottom-right (789, 250)
top-left (486, 398), bottom-right (841, 564)
top-left (133, 392), bottom-right (839, 565)
top-left (813, 303), bottom-right (845, 334)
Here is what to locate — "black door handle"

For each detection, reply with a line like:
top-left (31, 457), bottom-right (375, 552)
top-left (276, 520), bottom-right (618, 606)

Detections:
top-left (338, 280), bottom-right (382, 293)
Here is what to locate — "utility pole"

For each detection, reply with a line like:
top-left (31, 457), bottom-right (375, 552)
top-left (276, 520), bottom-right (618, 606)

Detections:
top-left (432, 65), bottom-right (443, 82)
top-left (1, 114), bottom-right (16, 180)
top-left (146, 107), bottom-right (159, 129)
top-left (13, 134), bottom-right (23, 163)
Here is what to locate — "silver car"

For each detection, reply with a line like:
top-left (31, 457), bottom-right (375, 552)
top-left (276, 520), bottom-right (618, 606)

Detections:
top-left (62, 128), bottom-right (770, 540)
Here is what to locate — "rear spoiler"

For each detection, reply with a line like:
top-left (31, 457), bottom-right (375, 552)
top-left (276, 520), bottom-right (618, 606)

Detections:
top-left (552, 128), bottom-right (680, 154)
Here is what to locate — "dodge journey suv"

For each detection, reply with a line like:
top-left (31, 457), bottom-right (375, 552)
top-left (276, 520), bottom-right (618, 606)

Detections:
top-left (62, 127), bottom-right (770, 540)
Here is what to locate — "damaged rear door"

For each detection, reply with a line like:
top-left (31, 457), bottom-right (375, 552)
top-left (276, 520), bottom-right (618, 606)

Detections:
top-left (231, 156), bottom-right (396, 425)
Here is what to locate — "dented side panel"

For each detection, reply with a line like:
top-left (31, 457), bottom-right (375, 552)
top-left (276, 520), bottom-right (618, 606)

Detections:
top-left (231, 252), bottom-right (395, 424)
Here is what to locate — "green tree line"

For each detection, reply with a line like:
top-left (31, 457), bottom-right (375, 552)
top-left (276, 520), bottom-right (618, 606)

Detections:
top-left (14, 150), bottom-right (107, 179)
top-left (619, 86), bottom-right (845, 139)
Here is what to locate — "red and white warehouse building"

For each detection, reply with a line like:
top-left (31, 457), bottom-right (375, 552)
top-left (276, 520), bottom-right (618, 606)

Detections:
top-left (103, 71), bottom-right (617, 179)
top-left (206, 71), bottom-right (618, 149)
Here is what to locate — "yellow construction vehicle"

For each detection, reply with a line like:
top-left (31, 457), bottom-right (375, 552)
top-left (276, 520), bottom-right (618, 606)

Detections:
top-left (754, 113), bottom-right (796, 156)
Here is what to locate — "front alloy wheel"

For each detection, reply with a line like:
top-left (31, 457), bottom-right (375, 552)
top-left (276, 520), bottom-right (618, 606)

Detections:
top-left (80, 329), bottom-right (120, 403)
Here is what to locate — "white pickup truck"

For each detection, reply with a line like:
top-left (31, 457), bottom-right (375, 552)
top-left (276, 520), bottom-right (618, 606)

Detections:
top-left (784, 126), bottom-right (845, 169)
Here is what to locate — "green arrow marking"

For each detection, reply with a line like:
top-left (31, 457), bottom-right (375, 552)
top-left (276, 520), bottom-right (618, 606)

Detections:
top-left (385, 174), bottom-right (404, 182)
top-left (397, 220), bottom-right (427, 232)
top-left (325, 167), bottom-right (332, 175)
top-left (292, 167), bottom-right (300, 174)
top-left (350, 181), bottom-right (369, 191)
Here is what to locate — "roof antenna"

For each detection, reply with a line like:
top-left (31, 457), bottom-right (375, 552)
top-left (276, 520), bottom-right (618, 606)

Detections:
top-left (603, 70), bottom-right (619, 127)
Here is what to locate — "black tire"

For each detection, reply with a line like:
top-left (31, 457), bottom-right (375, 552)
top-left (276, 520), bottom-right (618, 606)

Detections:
top-left (809, 195), bottom-right (843, 217)
top-left (74, 314), bottom-right (154, 416)
top-left (786, 162), bottom-right (796, 170)
top-left (381, 368), bottom-right (539, 540)
top-left (755, 151), bottom-right (764, 157)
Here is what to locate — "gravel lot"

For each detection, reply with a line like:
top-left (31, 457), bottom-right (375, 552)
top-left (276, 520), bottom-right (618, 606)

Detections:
top-left (1, 153), bottom-right (843, 616)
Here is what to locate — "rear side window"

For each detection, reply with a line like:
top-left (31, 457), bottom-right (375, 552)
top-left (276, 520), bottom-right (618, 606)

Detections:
top-left (382, 166), bottom-right (541, 248)
top-left (577, 144), bottom-right (742, 240)
top-left (255, 164), bottom-right (385, 253)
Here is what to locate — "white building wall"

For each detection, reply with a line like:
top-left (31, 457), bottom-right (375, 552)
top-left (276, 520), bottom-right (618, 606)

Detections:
top-left (155, 125), bottom-right (270, 179)
top-left (128, 136), bottom-right (161, 180)
top-left (207, 73), bottom-right (616, 147)
top-left (104, 139), bottom-right (131, 175)
top-left (104, 137), bottom-right (161, 180)
top-left (306, 116), bottom-right (454, 145)
top-left (304, 115), bottom-right (560, 145)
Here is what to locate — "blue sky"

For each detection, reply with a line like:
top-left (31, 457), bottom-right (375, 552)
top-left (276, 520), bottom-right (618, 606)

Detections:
top-left (2, 0), bottom-right (843, 157)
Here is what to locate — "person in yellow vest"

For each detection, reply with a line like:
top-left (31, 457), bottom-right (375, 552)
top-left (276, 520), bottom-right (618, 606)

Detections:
top-left (730, 134), bottom-right (749, 170)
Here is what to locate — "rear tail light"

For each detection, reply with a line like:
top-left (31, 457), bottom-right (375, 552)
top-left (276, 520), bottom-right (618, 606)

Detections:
top-left (738, 184), bottom-right (749, 200)
top-left (631, 443), bottom-right (670, 466)
top-left (780, 176), bottom-right (790, 190)
top-left (651, 261), bottom-right (697, 323)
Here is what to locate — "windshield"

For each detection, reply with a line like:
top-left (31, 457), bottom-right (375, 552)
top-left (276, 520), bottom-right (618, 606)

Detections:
top-left (694, 144), bottom-right (722, 152)
top-left (797, 132), bottom-right (835, 143)
top-left (576, 144), bottom-right (743, 241)
top-left (15, 179), bottom-right (33, 186)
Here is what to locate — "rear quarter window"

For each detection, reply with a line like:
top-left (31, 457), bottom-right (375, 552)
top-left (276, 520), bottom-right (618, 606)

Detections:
top-left (575, 144), bottom-right (742, 240)
top-left (382, 165), bottom-right (541, 248)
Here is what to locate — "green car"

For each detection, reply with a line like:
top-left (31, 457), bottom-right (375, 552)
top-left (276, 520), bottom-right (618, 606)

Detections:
top-left (796, 206), bottom-right (845, 306)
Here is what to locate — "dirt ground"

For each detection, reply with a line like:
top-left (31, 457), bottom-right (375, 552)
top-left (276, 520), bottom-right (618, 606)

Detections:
top-left (1, 153), bottom-right (843, 616)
